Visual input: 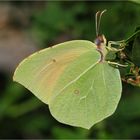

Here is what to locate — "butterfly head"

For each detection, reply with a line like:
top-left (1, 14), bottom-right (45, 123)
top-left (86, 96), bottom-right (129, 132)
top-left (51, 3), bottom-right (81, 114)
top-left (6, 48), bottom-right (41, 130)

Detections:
top-left (95, 34), bottom-right (106, 47)
top-left (94, 10), bottom-right (107, 49)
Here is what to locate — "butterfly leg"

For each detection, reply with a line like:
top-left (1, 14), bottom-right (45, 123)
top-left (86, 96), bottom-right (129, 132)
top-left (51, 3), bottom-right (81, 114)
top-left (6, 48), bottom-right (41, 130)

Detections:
top-left (107, 61), bottom-right (128, 67)
top-left (107, 41), bottom-right (125, 52)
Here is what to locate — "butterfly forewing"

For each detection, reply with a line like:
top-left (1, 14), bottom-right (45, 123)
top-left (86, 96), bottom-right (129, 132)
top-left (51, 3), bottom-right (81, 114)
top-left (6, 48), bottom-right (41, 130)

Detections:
top-left (13, 40), bottom-right (100, 104)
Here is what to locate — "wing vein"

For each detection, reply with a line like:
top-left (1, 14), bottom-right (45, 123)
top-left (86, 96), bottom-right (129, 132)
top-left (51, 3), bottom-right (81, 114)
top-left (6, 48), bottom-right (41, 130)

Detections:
top-left (50, 59), bottom-right (100, 101)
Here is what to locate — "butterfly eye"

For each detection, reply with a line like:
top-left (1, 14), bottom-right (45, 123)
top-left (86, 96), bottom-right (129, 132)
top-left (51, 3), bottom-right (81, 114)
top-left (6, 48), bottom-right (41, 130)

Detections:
top-left (95, 35), bottom-right (106, 46)
top-left (94, 38), bottom-right (100, 46)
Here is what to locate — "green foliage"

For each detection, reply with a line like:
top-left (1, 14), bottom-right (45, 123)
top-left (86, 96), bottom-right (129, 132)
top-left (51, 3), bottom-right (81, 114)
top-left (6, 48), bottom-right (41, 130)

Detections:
top-left (116, 27), bottom-right (140, 87)
top-left (130, 0), bottom-right (140, 4)
top-left (123, 27), bottom-right (140, 66)
top-left (130, 30), bottom-right (140, 66)
top-left (31, 2), bottom-right (87, 45)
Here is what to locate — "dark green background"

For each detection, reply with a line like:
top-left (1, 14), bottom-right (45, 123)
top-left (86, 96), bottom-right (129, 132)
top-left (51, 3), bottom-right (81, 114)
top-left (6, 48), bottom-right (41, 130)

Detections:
top-left (0, 1), bottom-right (140, 139)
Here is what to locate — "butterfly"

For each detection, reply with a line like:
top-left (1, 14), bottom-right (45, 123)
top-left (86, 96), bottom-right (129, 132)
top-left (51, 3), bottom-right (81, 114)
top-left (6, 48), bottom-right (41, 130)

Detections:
top-left (13, 10), bottom-right (122, 129)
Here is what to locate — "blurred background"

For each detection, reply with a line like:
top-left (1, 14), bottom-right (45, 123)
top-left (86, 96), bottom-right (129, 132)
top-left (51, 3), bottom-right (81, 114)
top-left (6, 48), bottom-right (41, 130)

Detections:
top-left (0, 1), bottom-right (140, 139)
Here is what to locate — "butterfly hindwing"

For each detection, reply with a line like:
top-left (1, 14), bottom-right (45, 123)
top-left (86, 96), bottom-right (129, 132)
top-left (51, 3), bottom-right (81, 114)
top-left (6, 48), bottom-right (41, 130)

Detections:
top-left (49, 62), bottom-right (122, 129)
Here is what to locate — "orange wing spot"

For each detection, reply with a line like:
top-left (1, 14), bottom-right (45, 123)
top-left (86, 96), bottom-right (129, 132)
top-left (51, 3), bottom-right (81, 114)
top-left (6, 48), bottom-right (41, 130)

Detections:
top-left (52, 59), bottom-right (56, 63)
top-left (74, 89), bottom-right (80, 95)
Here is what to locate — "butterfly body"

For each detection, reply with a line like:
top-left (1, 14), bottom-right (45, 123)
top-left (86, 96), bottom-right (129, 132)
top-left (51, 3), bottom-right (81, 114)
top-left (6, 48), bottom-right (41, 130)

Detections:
top-left (95, 34), bottom-right (107, 62)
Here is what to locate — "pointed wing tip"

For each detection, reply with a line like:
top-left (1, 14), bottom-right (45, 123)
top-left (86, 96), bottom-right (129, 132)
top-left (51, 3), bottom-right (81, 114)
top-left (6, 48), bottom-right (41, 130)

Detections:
top-left (81, 125), bottom-right (92, 130)
top-left (13, 70), bottom-right (17, 82)
top-left (49, 110), bottom-right (94, 129)
top-left (71, 123), bottom-right (93, 130)
top-left (13, 66), bottom-right (20, 82)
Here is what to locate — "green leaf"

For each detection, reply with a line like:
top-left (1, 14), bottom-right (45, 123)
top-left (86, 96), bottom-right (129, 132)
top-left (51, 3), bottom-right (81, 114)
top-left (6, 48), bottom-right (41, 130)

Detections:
top-left (123, 26), bottom-right (140, 66)
top-left (13, 40), bottom-right (122, 129)
top-left (131, 31), bottom-right (140, 66)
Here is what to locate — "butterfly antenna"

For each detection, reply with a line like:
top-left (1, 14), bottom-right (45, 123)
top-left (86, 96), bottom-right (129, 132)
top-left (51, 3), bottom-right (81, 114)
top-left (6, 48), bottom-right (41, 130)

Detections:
top-left (95, 11), bottom-right (101, 37)
top-left (95, 9), bottom-right (107, 37)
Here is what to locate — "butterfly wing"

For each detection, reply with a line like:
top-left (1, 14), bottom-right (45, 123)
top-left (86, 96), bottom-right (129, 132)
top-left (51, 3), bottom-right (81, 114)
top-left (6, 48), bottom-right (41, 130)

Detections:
top-left (13, 40), bottom-right (100, 104)
top-left (13, 40), bottom-right (122, 129)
